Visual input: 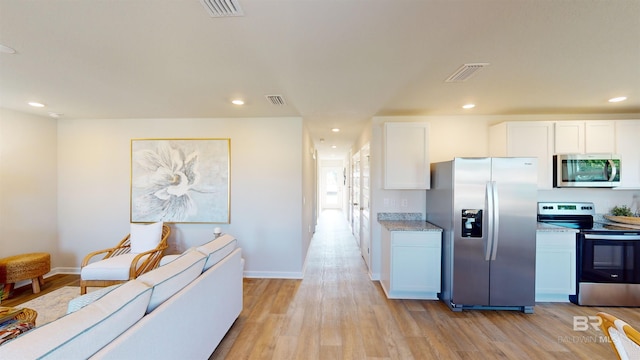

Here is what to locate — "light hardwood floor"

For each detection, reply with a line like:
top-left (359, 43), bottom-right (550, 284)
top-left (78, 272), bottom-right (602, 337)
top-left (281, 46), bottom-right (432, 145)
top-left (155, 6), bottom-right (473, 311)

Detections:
top-left (211, 209), bottom-right (637, 359)
top-left (4, 210), bottom-right (637, 359)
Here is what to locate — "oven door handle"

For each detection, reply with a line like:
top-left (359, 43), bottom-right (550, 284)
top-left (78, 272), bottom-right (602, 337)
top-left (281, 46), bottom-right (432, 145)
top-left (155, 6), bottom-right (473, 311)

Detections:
top-left (584, 234), bottom-right (640, 240)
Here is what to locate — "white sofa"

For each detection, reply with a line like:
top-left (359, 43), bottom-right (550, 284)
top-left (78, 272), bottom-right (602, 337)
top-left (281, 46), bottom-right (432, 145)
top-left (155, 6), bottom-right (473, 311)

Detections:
top-left (0, 234), bottom-right (243, 360)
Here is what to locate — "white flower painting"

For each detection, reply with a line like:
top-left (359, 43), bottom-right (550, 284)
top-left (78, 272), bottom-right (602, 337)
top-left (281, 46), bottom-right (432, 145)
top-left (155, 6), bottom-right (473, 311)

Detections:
top-left (131, 139), bottom-right (230, 223)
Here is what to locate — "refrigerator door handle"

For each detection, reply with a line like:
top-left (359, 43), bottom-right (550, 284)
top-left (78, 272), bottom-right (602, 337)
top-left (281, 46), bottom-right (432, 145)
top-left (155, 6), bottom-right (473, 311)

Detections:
top-left (485, 181), bottom-right (495, 261)
top-left (490, 181), bottom-right (500, 261)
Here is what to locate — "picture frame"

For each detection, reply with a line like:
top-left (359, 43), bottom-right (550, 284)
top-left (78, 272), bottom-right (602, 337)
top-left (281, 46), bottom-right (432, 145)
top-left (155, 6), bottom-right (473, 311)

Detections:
top-left (130, 138), bottom-right (230, 223)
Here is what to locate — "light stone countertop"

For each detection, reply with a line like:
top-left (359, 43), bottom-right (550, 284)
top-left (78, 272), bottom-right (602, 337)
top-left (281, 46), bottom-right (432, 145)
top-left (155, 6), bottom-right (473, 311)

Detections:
top-left (380, 220), bottom-right (569, 233)
top-left (378, 220), bottom-right (443, 232)
top-left (378, 213), bottom-right (573, 232)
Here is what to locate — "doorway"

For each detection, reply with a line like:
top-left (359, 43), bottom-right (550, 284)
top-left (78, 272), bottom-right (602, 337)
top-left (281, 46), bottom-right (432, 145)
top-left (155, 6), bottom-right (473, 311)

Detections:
top-left (320, 165), bottom-right (343, 210)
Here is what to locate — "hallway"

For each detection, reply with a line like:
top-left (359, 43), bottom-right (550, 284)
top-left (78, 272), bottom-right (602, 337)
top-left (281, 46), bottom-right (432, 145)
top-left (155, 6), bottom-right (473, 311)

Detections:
top-left (211, 209), bottom-right (391, 359)
top-left (211, 210), bottom-right (623, 360)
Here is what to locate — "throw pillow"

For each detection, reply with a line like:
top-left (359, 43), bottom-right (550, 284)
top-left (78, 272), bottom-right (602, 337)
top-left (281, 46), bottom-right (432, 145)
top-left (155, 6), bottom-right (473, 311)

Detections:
top-left (130, 222), bottom-right (163, 254)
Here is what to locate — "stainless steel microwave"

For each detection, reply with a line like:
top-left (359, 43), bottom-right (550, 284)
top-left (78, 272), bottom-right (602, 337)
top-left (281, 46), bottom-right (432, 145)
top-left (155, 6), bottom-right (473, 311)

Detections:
top-left (553, 154), bottom-right (621, 188)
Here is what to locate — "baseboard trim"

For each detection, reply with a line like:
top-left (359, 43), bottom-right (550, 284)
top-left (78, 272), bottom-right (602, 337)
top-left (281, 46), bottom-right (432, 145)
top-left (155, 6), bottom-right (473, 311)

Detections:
top-left (48, 267), bottom-right (81, 275)
top-left (12, 267), bottom-right (80, 289)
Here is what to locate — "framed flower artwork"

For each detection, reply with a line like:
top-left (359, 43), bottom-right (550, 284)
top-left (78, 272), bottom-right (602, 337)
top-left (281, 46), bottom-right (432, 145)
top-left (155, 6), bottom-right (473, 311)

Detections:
top-left (130, 138), bottom-right (230, 223)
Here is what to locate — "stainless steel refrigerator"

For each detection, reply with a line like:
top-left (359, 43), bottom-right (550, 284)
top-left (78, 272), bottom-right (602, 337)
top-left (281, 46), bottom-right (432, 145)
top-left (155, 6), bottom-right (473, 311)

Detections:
top-left (425, 157), bottom-right (537, 313)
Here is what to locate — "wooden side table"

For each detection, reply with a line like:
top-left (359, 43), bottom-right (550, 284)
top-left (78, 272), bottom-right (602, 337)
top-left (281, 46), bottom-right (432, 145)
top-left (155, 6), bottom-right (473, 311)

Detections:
top-left (0, 253), bottom-right (51, 299)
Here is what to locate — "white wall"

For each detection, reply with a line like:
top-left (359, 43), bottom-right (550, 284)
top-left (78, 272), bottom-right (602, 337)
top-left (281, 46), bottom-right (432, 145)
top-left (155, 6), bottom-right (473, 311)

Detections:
top-left (2, 108), bottom-right (637, 281)
top-left (0, 108), bottom-right (58, 262)
top-left (57, 116), bottom-right (307, 278)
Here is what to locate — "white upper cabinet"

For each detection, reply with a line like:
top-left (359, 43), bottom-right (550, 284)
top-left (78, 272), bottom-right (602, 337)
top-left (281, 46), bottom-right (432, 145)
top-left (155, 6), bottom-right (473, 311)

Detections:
top-left (585, 121), bottom-right (616, 153)
top-left (554, 121), bottom-right (584, 154)
top-left (615, 120), bottom-right (640, 189)
top-left (383, 122), bottom-right (430, 189)
top-left (554, 121), bottom-right (615, 154)
top-left (489, 121), bottom-right (554, 189)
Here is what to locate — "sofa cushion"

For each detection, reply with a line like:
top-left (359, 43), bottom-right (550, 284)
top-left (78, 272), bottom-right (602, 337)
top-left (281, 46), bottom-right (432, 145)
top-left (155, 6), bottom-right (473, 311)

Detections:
top-left (197, 234), bottom-right (237, 271)
top-left (0, 280), bottom-right (152, 359)
top-left (130, 221), bottom-right (164, 254)
top-left (137, 250), bottom-right (206, 313)
top-left (159, 254), bottom-right (181, 266)
top-left (66, 284), bottom-right (121, 314)
top-left (81, 253), bottom-right (149, 280)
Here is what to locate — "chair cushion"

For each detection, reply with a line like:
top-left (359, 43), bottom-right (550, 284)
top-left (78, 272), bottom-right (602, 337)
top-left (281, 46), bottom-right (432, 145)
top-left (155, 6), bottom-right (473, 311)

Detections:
top-left (137, 250), bottom-right (206, 313)
top-left (197, 234), bottom-right (238, 271)
top-left (0, 281), bottom-right (152, 359)
top-left (130, 221), bottom-right (163, 254)
top-left (81, 253), bottom-right (150, 281)
top-left (613, 318), bottom-right (640, 358)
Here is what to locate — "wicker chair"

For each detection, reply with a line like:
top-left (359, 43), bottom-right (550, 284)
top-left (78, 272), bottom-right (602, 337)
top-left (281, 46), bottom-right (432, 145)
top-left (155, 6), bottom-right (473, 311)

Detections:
top-left (80, 224), bottom-right (171, 294)
top-left (597, 312), bottom-right (640, 360)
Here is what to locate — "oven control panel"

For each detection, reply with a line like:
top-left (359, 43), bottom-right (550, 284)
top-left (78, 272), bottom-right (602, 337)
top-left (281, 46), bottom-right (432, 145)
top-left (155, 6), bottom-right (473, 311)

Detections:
top-left (537, 202), bottom-right (595, 216)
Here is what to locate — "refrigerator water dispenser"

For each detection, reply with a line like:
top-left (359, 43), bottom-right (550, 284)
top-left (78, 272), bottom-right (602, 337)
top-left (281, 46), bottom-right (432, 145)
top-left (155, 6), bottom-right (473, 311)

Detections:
top-left (462, 209), bottom-right (482, 237)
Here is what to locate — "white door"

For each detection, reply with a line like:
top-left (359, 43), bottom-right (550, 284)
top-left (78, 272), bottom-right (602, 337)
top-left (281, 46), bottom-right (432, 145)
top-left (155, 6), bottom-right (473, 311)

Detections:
top-left (321, 166), bottom-right (343, 210)
top-left (360, 144), bottom-right (371, 268)
top-left (351, 151), bottom-right (361, 245)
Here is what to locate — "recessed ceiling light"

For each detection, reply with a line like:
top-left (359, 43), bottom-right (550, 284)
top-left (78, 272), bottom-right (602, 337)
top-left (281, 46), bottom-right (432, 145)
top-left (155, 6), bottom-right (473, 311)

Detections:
top-left (49, 112), bottom-right (63, 118)
top-left (28, 102), bottom-right (45, 108)
top-left (0, 43), bottom-right (16, 54)
top-left (608, 96), bottom-right (627, 103)
top-left (331, 145), bottom-right (337, 149)
top-left (331, 128), bottom-right (340, 132)
top-left (462, 104), bottom-right (476, 109)
top-left (231, 99), bottom-right (245, 105)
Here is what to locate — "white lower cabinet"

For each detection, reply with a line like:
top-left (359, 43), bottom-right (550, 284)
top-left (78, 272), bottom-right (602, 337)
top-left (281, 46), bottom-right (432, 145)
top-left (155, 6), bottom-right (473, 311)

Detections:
top-left (535, 231), bottom-right (577, 302)
top-left (381, 229), bottom-right (442, 299)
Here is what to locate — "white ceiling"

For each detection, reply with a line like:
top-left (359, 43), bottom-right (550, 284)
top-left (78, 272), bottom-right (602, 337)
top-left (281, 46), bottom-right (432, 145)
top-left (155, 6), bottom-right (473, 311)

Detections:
top-left (1, 0), bottom-right (639, 159)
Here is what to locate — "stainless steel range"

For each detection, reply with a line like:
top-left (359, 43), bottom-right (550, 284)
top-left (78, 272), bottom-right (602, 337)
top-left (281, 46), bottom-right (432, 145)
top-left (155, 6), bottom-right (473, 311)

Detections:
top-left (538, 202), bottom-right (640, 306)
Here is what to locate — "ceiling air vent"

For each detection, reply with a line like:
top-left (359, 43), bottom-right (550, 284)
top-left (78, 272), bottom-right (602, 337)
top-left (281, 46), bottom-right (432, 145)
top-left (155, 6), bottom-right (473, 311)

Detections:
top-left (445, 63), bottom-right (490, 82)
top-left (265, 95), bottom-right (286, 106)
top-left (200, 0), bottom-right (244, 17)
